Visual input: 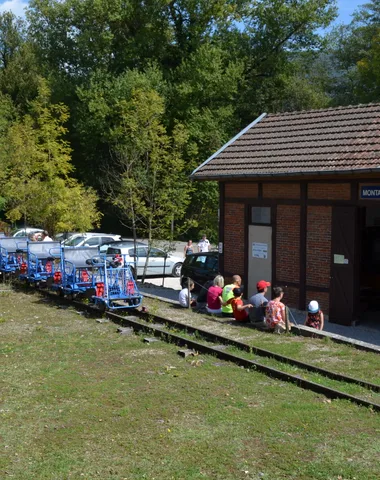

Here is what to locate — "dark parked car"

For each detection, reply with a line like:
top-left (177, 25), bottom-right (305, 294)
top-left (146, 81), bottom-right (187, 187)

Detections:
top-left (180, 251), bottom-right (219, 291)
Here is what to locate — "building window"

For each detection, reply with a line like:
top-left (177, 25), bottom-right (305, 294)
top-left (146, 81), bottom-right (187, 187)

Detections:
top-left (251, 206), bottom-right (271, 225)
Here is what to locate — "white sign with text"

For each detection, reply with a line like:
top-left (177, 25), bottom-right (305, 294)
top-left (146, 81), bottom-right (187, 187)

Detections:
top-left (252, 242), bottom-right (268, 259)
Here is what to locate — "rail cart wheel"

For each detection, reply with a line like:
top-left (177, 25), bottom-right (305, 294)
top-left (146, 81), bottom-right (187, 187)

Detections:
top-left (172, 263), bottom-right (182, 277)
top-left (97, 302), bottom-right (106, 314)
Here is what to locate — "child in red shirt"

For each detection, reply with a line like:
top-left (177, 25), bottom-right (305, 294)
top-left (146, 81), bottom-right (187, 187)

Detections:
top-left (226, 288), bottom-right (253, 322)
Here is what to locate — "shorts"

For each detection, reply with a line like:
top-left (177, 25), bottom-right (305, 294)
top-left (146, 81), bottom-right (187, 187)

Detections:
top-left (207, 307), bottom-right (222, 315)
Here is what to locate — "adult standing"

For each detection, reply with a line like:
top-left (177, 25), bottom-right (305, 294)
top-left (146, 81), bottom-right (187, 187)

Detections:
top-left (184, 240), bottom-right (194, 257)
top-left (221, 275), bottom-right (242, 317)
top-left (249, 280), bottom-right (271, 323)
top-left (197, 234), bottom-right (210, 253)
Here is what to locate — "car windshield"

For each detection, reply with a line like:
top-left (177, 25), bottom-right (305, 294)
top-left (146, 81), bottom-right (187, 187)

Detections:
top-left (64, 236), bottom-right (85, 246)
top-left (108, 242), bottom-right (140, 248)
top-left (107, 247), bottom-right (121, 255)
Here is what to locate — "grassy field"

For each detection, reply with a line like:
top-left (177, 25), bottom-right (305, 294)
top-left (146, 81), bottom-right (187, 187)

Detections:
top-left (142, 297), bottom-right (380, 385)
top-left (1, 288), bottom-right (380, 480)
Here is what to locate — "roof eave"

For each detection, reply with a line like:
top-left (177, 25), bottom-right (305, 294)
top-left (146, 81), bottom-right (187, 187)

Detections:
top-left (191, 166), bottom-right (380, 181)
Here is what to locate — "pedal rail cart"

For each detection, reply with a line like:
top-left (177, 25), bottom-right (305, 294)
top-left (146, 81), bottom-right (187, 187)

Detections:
top-left (0, 237), bottom-right (28, 275)
top-left (23, 241), bottom-right (62, 286)
top-left (55, 247), bottom-right (100, 298)
top-left (90, 255), bottom-right (143, 311)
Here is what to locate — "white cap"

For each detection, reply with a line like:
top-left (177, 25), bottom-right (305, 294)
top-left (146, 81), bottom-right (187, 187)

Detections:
top-left (308, 300), bottom-right (319, 313)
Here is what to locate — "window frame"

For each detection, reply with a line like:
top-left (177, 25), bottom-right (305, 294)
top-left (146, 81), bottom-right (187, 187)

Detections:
top-left (250, 206), bottom-right (272, 226)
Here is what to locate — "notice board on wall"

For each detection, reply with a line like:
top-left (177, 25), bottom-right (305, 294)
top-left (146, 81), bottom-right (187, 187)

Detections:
top-left (252, 242), bottom-right (268, 259)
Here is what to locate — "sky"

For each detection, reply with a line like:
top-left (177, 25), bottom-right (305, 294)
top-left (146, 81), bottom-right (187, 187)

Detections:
top-left (0, 0), bottom-right (367, 25)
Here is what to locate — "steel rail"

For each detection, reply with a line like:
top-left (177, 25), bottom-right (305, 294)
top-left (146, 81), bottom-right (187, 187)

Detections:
top-left (18, 287), bottom-right (380, 411)
top-left (127, 310), bottom-right (380, 394)
top-left (106, 310), bottom-right (380, 412)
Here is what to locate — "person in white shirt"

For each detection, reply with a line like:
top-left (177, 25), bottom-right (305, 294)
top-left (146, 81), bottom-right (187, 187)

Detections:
top-left (197, 234), bottom-right (210, 253)
top-left (178, 278), bottom-right (195, 307)
top-left (42, 230), bottom-right (53, 242)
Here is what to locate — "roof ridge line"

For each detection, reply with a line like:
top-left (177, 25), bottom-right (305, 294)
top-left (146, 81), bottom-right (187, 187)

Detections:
top-left (190, 113), bottom-right (267, 177)
top-left (267, 103), bottom-right (380, 117)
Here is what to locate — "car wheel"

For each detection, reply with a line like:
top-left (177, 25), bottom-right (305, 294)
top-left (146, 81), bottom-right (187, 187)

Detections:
top-left (172, 263), bottom-right (182, 277)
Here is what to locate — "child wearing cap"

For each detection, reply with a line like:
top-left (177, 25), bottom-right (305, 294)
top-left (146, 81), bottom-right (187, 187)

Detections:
top-left (305, 300), bottom-right (324, 330)
top-left (225, 288), bottom-right (253, 322)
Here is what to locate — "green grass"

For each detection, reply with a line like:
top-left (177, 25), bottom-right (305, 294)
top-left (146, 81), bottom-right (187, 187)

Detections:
top-left (141, 297), bottom-right (380, 386)
top-left (1, 290), bottom-right (380, 479)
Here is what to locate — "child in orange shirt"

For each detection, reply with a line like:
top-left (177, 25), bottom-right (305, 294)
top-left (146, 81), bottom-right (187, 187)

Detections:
top-left (226, 288), bottom-right (253, 322)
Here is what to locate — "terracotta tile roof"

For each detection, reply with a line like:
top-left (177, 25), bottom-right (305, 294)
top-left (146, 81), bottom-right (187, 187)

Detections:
top-left (191, 103), bottom-right (380, 179)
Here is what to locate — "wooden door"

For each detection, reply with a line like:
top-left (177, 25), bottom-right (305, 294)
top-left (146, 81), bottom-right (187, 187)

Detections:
top-left (329, 207), bottom-right (357, 325)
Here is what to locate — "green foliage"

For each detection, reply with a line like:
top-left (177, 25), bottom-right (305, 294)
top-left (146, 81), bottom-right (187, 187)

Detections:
top-left (357, 30), bottom-right (380, 102)
top-left (0, 0), bottom-right (351, 239)
top-left (77, 68), bottom-right (193, 246)
top-left (0, 12), bottom-right (40, 110)
top-left (320, 0), bottom-right (380, 105)
top-left (0, 81), bottom-right (101, 233)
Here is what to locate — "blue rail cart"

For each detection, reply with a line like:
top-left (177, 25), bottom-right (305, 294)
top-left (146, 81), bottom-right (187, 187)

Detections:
top-left (0, 237), bottom-right (28, 275)
top-left (21, 241), bottom-right (62, 285)
top-left (54, 247), bottom-right (100, 297)
top-left (90, 257), bottom-right (142, 311)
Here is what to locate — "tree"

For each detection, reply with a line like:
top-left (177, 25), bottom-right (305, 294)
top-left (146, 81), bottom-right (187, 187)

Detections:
top-left (356, 30), bottom-right (380, 102)
top-left (0, 12), bottom-right (41, 110)
top-left (316, 0), bottom-right (380, 105)
top-left (77, 68), bottom-right (193, 278)
top-left (25, 0), bottom-right (339, 240)
top-left (0, 81), bottom-right (101, 234)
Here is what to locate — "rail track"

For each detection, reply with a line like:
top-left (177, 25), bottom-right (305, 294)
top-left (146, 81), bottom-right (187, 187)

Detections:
top-left (102, 308), bottom-right (380, 411)
top-left (22, 286), bottom-right (380, 412)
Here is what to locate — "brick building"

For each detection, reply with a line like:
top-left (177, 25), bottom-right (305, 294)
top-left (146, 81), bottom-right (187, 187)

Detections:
top-left (191, 104), bottom-right (380, 326)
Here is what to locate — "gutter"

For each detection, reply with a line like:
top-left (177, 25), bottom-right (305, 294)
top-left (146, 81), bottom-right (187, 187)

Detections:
top-left (190, 112), bottom-right (267, 178)
top-left (191, 166), bottom-right (380, 181)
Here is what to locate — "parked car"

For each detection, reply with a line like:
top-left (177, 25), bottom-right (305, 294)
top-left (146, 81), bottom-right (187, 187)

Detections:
top-left (101, 241), bottom-right (183, 277)
top-left (54, 232), bottom-right (76, 242)
top-left (13, 227), bottom-right (44, 238)
top-left (99, 240), bottom-right (145, 255)
top-left (180, 251), bottom-right (219, 291)
top-left (63, 233), bottom-right (121, 248)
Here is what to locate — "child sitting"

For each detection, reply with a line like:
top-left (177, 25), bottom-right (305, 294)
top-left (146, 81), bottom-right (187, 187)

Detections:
top-left (305, 301), bottom-right (324, 330)
top-left (178, 278), bottom-right (196, 308)
top-left (225, 288), bottom-right (253, 322)
top-left (265, 286), bottom-right (287, 333)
